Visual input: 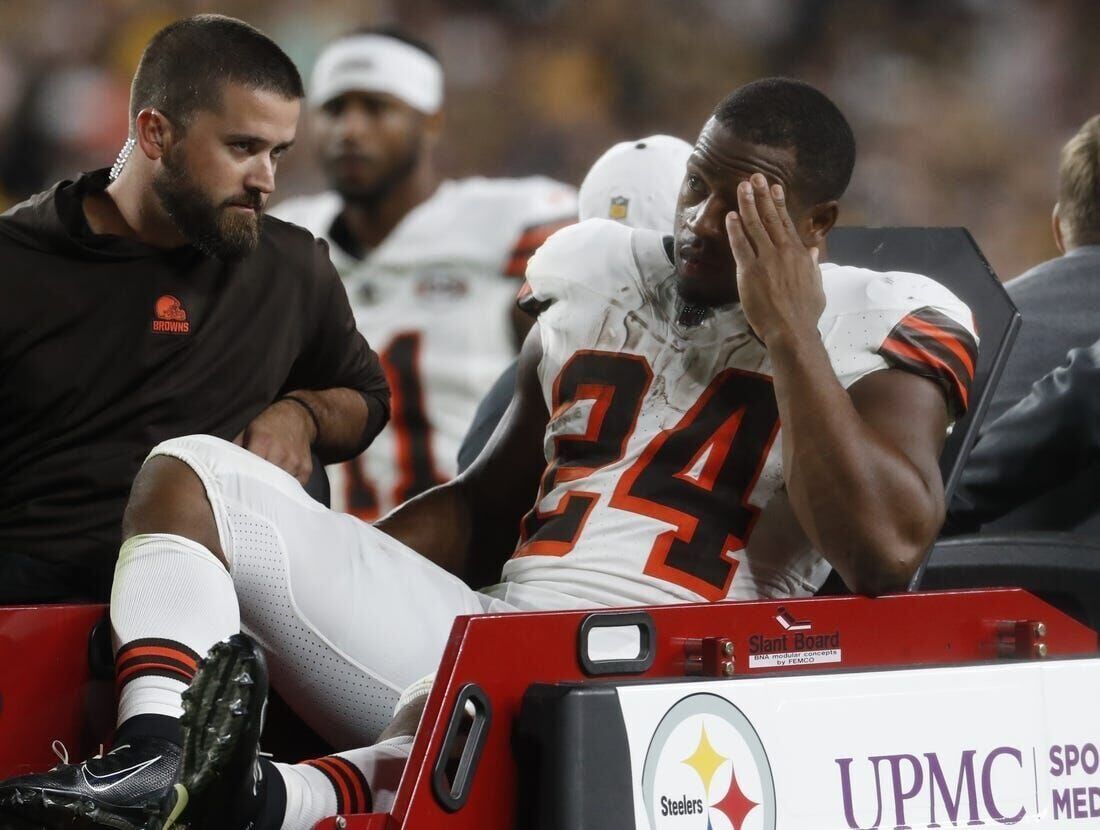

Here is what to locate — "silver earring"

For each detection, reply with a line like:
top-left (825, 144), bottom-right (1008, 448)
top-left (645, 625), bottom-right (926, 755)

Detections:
top-left (109, 138), bottom-right (136, 181)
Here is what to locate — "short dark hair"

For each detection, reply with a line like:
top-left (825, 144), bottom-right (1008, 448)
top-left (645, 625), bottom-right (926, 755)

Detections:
top-left (129, 14), bottom-right (304, 133)
top-left (345, 25), bottom-right (439, 62)
top-left (1058, 114), bottom-right (1100, 246)
top-left (713, 78), bottom-right (856, 205)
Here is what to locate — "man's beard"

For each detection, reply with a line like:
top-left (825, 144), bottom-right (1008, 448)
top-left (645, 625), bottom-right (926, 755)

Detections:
top-left (153, 146), bottom-right (262, 261)
top-left (327, 139), bottom-right (420, 208)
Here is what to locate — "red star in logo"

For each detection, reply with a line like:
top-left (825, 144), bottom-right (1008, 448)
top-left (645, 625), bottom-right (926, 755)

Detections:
top-left (710, 761), bottom-right (759, 830)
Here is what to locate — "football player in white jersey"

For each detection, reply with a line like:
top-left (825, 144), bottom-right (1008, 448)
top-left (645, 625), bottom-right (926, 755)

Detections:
top-left (271, 28), bottom-right (576, 520)
top-left (1, 79), bottom-right (978, 830)
top-left (457, 133), bottom-right (693, 478)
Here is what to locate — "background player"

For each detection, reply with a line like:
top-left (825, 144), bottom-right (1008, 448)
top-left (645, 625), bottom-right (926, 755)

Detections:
top-left (272, 28), bottom-right (576, 520)
top-left (457, 133), bottom-right (693, 476)
top-left (0, 79), bottom-right (977, 830)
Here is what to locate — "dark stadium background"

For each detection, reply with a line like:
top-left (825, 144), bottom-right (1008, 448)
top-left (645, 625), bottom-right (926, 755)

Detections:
top-left (0, 0), bottom-right (1098, 281)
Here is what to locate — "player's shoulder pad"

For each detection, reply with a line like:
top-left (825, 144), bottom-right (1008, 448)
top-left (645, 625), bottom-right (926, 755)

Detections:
top-left (452, 174), bottom-right (575, 202)
top-left (266, 192), bottom-right (342, 238)
top-left (820, 263), bottom-right (974, 333)
top-left (451, 176), bottom-right (577, 223)
top-left (820, 263), bottom-right (980, 415)
top-left (525, 218), bottom-right (637, 304)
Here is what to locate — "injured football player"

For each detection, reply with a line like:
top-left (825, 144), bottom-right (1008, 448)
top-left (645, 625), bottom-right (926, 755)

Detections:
top-left (0, 77), bottom-right (978, 830)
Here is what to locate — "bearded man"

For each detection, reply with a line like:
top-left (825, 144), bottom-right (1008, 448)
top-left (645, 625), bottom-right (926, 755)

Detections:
top-left (0, 14), bottom-right (390, 603)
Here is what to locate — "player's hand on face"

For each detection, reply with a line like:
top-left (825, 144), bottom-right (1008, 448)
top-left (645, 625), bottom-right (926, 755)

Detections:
top-left (236, 399), bottom-right (317, 485)
top-left (725, 173), bottom-right (826, 347)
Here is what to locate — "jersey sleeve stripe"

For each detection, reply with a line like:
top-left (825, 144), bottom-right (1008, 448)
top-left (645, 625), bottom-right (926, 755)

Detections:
top-left (877, 306), bottom-right (978, 414)
top-left (879, 335), bottom-right (970, 412)
top-left (886, 327), bottom-right (973, 386)
top-left (894, 308), bottom-right (978, 377)
top-left (504, 217), bottom-right (575, 277)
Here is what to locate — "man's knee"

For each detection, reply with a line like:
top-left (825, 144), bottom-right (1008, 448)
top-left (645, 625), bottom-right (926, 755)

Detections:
top-left (122, 454), bottom-right (226, 566)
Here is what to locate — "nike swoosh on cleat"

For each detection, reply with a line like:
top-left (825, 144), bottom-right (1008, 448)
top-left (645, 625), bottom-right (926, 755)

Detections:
top-left (79, 755), bottom-right (162, 793)
top-left (163, 783), bottom-right (189, 829)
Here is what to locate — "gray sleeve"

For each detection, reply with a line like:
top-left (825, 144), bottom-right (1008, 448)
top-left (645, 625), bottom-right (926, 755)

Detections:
top-left (948, 340), bottom-right (1100, 529)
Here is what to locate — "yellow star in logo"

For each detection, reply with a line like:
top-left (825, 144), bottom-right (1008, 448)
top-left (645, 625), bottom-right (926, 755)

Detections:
top-left (682, 723), bottom-right (728, 795)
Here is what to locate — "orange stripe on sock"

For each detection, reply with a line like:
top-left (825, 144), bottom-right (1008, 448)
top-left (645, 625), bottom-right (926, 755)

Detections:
top-left (328, 756), bottom-right (369, 812)
top-left (115, 660), bottom-right (194, 687)
top-left (117, 645), bottom-right (199, 671)
top-left (306, 757), bottom-right (352, 813)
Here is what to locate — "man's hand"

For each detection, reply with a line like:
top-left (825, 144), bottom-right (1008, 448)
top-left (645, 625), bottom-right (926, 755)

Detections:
top-left (236, 398), bottom-right (318, 484)
top-left (726, 173), bottom-right (826, 346)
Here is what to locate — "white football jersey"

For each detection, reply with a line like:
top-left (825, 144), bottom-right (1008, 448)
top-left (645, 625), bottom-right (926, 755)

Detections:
top-left (486, 219), bottom-right (978, 608)
top-left (273, 177), bottom-right (576, 518)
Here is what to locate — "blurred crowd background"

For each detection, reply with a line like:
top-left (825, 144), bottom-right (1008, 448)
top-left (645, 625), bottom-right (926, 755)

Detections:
top-left (0, 0), bottom-right (1098, 281)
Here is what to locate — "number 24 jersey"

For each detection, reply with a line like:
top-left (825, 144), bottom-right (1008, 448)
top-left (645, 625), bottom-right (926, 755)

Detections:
top-left (491, 219), bottom-right (978, 607)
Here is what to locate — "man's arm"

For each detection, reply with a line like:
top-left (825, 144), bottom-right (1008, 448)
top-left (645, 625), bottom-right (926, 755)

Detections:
top-left (376, 325), bottom-right (550, 584)
top-left (240, 238), bottom-right (391, 484)
top-left (770, 344), bottom-right (949, 593)
top-left (237, 386), bottom-right (381, 484)
top-left (950, 341), bottom-right (1100, 529)
top-left (728, 174), bottom-right (948, 595)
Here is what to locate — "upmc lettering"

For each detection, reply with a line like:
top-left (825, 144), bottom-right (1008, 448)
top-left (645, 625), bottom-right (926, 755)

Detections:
top-left (836, 748), bottom-right (1026, 828)
top-left (1050, 743), bottom-right (1100, 820)
top-left (1050, 743), bottom-right (1100, 777)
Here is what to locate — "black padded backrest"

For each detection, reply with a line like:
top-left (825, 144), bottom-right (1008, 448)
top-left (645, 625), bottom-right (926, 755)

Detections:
top-left (921, 533), bottom-right (1100, 629)
top-left (822, 227), bottom-right (1020, 592)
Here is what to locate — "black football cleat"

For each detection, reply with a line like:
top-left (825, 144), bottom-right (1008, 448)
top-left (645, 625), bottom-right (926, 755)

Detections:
top-left (0, 736), bottom-right (181, 830)
top-left (153, 634), bottom-right (270, 830)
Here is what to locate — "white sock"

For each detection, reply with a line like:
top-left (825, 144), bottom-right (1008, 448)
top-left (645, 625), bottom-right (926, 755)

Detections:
top-left (111, 533), bottom-right (240, 725)
top-left (276, 738), bottom-right (414, 829)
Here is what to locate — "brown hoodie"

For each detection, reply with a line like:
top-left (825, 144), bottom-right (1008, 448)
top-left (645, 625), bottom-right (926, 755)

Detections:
top-left (0, 169), bottom-right (389, 591)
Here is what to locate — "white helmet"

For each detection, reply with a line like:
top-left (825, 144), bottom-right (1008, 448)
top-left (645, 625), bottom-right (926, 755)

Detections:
top-left (578, 134), bottom-right (693, 233)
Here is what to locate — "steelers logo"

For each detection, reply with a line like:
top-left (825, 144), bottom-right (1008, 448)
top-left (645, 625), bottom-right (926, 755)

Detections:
top-left (641, 694), bottom-right (775, 830)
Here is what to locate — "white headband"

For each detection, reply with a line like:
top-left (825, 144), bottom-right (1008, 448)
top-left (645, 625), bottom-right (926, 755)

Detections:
top-left (308, 35), bottom-right (443, 114)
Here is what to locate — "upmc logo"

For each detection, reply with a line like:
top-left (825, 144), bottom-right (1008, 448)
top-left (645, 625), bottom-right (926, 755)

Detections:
top-left (836, 748), bottom-right (1029, 828)
top-left (641, 694), bottom-right (776, 830)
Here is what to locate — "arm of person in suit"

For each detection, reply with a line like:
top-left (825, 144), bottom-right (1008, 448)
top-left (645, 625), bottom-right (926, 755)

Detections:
top-left (948, 339), bottom-right (1100, 529)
